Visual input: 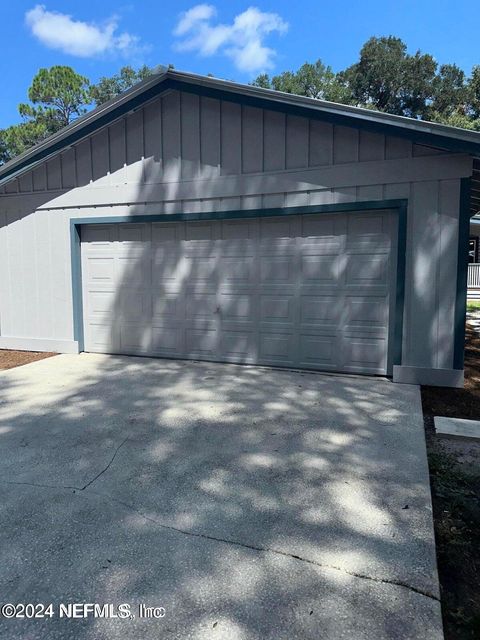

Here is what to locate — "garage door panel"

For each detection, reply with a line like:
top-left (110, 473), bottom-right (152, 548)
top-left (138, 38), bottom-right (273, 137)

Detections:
top-left (260, 296), bottom-right (295, 324)
top-left (298, 334), bottom-right (337, 368)
top-left (119, 324), bottom-right (151, 353)
top-left (220, 330), bottom-right (255, 361)
top-left (259, 219), bottom-right (297, 255)
top-left (345, 296), bottom-right (388, 328)
top-left (260, 256), bottom-right (295, 283)
top-left (259, 240), bottom-right (296, 258)
top-left (152, 251), bottom-right (185, 285)
top-left (87, 322), bottom-right (116, 351)
top-left (346, 238), bottom-right (391, 253)
top-left (301, 255), bottom-right (338, 283)
top-left (82, 224), bottom-right (117, 246)
top-left (117, 255), bottom-right (150, 286)
top-left (86, 257), bottom-right (115, 284)
top-left (185, 221), bottom-right (216, 240)
top-left (221, 220), bottom-right (257, 241)
top-left (118, 290), bottom-right (151, 321)
top-left (118, 223), bottom-right (149, 245)
top-left (219, 294), bottom-right (254, 321)
top-left (152, 222), bottom-right (183, 243)
top-left (151, 326), bottom-right (183, 356)
top-left (302, 215), bottom-right (336, 237)
top-left (186, 294), bottom-right (217, 318)
top-left (152, 293), bottom-right (182, 320)
top-left (87, 290), bottom-right (115, 316)
top-left (347, 214), bottom-right (384, 235)
top-left (345, 255), bottom-right (389, 285)
top-left (342, 337), bottom-right (388, 373)
top-left (300, 238), bottom-right (342, 255)
top-left (184, 256), bottom-right (218, 281)
top-left (185, 328), bottom-right (217, 357)
top-left (221, 257), bottom-right (255, 284)
top-left (259, 323), bottom-right (295, 336)
top-left (346, 217), bottom-right (391, 252)
top-left (184, 242), bottom-right (218, 258)
top-left (301, 216), bottom-right (343, 254)
top-left (346, 220), bottom-right (391, 240)
top-left (300, 296), bottom-right (339, 324)
top-left (260, 217), bottom-right (296, 238)
top-left (151, 282), bottom-right (185, 297)
top-left (152, 245), bottom-right (183, 260)
top-left (259, 332), bottom-right (294, 365)
top-left (221, 240), bottom-right (256, 258)
top-left (82, 211), bottom-right (395, 375)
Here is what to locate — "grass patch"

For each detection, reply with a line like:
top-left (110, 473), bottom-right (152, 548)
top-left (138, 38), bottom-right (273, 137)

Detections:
top-left (467, 300), bottom-right (480, 312)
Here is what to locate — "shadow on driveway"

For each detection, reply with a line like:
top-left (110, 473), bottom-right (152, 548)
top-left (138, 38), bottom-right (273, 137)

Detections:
top-left (0, 354), bottom-right (443, 639)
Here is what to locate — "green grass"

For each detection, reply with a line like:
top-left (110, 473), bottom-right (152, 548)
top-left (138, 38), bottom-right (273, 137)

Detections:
top-left (467, 300), bottom-right (480, 312)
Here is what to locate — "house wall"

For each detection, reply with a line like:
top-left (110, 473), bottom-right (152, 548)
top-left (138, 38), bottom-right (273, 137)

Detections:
top-left (469, 221), bottom-right (480, 259)
top-left (0, 90), bottom-right (473, 381)
top-left (468, 222), bottom-right (480, 301)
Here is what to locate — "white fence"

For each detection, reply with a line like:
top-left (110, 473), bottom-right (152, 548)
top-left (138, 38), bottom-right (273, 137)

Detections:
top-left (468, 263), bottom-right (480, 299)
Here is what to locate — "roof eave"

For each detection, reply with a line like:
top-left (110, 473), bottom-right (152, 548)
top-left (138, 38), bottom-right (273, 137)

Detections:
top-left (0, 68), bottom-right (479, 189)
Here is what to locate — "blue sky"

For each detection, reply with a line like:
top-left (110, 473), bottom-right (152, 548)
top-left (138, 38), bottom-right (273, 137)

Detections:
top-left (0, 1), bottom-right (477, 128)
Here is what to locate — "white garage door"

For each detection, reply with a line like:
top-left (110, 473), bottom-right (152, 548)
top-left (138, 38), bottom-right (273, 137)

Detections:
top-left (81, 211), bottom-right (397, 374)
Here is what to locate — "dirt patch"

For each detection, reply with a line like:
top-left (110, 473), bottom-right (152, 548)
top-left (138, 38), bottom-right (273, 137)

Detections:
top-left (0, 349), bottom-right (57, 371)
top-left (422, 325), bottom-right (480, 420)
top-left (421, 323), bottom-right (480, 640)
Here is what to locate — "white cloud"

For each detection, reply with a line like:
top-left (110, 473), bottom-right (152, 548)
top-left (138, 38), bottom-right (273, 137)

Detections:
top-left (25, 5), bottom-right (143, 58)
top-left (174, 4), bottom-right (216, 37)
top-left (173, 5), bottom-right (288, 73)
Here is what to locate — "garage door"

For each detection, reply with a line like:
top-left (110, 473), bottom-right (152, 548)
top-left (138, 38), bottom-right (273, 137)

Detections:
top-left (81, 211), bottom-right (397, 374)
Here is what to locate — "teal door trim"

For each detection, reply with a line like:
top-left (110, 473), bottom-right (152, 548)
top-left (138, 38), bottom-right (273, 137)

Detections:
top-left (70, 198), bottom-right (408, 368)
top-left (393, 200), bottom-right (408, 369)
top-left (70, 223), bottom-right (84, 353)
top-left (453, 177), bottom-right (473, 370)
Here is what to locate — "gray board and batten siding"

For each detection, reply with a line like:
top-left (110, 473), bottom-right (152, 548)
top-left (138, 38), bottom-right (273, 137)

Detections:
top-left (0, 76), bottom-right (475, 386)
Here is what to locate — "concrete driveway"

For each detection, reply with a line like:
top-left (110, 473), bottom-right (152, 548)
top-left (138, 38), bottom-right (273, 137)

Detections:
top-left (0, 354), bottom-right (442, 640)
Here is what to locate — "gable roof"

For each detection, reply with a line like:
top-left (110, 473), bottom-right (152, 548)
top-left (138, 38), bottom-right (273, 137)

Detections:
top-left (1, 68), bottom-right (480, 192)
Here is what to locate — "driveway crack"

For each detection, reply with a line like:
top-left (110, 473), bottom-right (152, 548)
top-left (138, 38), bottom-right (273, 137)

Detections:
top-left (0, 437), bottom-right (129, 493)
top-left (92, 490), bottom-right (440, 603)
top-left (79, 437), bottom-right (129, 490)
top-left (0, 480), bottom-right (80, 490)
top-left (0, 440), bottom-right (440, 604)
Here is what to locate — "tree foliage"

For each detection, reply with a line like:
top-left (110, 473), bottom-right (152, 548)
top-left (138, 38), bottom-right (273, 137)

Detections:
top-left (0, 66), bottom-right (91, 162)
top-left (19, 66), bottom-right (91, 129)
top-left (469, 66), bottom-right (480, 120)
top-left (0, 64), bottom-right (154, 163)
top-left (253, 60), bottom-right (351, 104)
top-left (259, 61), bottom-right (353, 104)
top-left (0, 120), bottom-right (49, 160)
top-left (339, 37), bottom-right (437, 118)
top-left (89, 65), bottom-right (154, 106)
top-left (252, 36), bottom-right (480, 130)
top-left (430, 64), bottom-right (468, 117)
